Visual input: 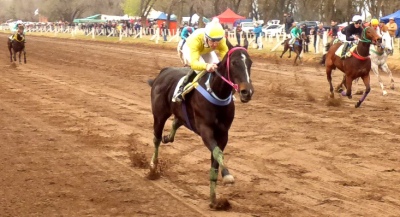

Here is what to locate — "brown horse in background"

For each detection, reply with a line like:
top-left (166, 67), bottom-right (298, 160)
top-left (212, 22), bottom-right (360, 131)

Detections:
top-left (280, 33), bottom-right (307, 65)
top-left (323, 27), bottom-right (381, 108)
top-left (147, 38), bottom-right (253, 209)
top-left (7, 25), bottom-right (26, 64)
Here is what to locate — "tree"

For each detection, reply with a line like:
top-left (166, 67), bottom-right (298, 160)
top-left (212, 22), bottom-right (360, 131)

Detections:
top-left (122, 0), bottom-right (157, 26)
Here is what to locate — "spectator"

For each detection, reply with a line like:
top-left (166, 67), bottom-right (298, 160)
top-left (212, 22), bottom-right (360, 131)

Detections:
top-left (386, 17), bottom-right (397, 54)
top-left (235, 25), bottom-right (242, 46)
top-left (330, 20), bottom-right (338, 39)
top-left (253, 22), bottom-right (263, 50)
top-left (284, 13), bottom-right (294, 34)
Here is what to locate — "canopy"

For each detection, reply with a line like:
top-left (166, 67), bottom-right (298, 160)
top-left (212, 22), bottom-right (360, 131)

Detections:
top-left (215, 8), bottom-right (245, 24)
top-left (73, 14), bottom-right (105, 23)
top-left (380, 10), bottom-right (400, 37)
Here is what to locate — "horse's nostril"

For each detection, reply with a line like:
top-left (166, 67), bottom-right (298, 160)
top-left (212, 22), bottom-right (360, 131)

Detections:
top-left (240, 90), bottom-right (249, 96)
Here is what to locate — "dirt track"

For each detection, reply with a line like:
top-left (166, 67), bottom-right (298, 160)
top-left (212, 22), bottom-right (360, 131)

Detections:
top-left (1, 33), bottom-right (400, 217)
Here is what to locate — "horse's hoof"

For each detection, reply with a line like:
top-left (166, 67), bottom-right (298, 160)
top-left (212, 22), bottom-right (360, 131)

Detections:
top-left (162, 135), bottom-right (172, 144)
top-left (209, 198), bottom-right (231, 210)
top-left (355, 90), bottom-right (364, 95)
top-left (348, 95), bottom-right (352, 99)
top-left (222, 174), bottom-right (235, 185)
top-left (390, 85), bottom-right (395, 90)
top-left (355, 102), bottom-right (361, 108)
top-left (383, 90), bottom-right (388, 96)
top-left (329, 93), bottom-right (334, 98)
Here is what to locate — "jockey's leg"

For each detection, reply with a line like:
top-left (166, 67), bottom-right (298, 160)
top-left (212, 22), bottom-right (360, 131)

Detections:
top-left (340, 42), bottom-right (349, 59)
top-left (289, 37), bottom-right (295, 47)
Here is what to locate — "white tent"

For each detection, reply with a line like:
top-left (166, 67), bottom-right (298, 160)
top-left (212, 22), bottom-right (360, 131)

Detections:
top-left (182, 14), bottom-right (199, 24)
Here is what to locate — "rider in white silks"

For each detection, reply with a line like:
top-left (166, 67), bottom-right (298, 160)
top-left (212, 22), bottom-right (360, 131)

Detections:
top-left (366, 18), bottom-right (394, 95)
top-left (9, 20), bottom-right (26, 42)
top-left (172, 17), bottom-right (228, 102)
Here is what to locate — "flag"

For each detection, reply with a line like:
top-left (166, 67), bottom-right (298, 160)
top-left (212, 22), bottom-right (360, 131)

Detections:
top-left (34, 9), bottom-right (39, 16)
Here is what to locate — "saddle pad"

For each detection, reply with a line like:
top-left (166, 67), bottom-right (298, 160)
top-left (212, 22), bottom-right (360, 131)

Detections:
top-left (172, 76), bottom-right (186, 101)
top-left (335, 44), bottom-right (357, 58)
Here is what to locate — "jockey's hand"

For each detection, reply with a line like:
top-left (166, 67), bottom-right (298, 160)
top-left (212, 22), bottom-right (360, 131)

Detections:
top-left (206, 63), bottom-right (218, 72)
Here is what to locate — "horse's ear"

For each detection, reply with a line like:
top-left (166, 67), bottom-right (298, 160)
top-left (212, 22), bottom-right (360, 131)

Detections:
top-left (243, 34), bottom-right (249, 49)
top-left (226, 37), bottom-right (234, 49)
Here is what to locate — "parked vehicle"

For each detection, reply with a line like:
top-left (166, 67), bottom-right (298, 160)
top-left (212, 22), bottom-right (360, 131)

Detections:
top-left (261, 24), bottom-right (284, 37)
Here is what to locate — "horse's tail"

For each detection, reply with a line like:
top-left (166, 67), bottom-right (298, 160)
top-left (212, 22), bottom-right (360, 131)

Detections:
top-left (320, 42), bottom-right (332, 65)
top-left (147, 79), bottom-right (154, 87)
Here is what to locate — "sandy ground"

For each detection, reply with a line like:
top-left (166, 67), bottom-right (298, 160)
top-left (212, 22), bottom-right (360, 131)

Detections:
top-left (1, 33), bottom-right (400, 217)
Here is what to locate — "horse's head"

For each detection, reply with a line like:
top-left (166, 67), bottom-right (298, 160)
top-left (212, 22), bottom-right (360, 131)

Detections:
top-left (17, 25), bottom-right (24, 34)
top-left (219, 38), bottom-right (254, 103)
top-left (380, 32), bottom-right (393, 55)
top-left (362, 26), bottom-right (381, 45)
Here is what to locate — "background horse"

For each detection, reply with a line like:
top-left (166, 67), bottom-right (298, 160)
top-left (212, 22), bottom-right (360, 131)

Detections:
top-left (147, 39), bottom-right (253, 209)
top-left (324, 27), bottom-right (381, 108)
top-left (280, 33), bottom-right (307, 65)
top-left (7, 25), bottom-right (26, 64)
top-left (368, 31), bottom-right (394, 95)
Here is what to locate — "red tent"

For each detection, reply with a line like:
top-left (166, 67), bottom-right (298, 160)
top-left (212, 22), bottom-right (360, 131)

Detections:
top-left (215, 8), bottom-right (245, 24)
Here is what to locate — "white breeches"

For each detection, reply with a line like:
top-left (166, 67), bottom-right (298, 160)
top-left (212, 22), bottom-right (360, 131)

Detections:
top-left (182, 44), bottom-right (219, 73)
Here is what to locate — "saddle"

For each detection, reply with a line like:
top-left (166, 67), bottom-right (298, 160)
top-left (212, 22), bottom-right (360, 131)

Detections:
top-left (335, 43), bottom-right (357, 59)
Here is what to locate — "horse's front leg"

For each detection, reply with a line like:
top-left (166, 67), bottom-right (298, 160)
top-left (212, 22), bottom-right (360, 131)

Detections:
top-left (13, 50), bottom-right (17, 61)
top-left (371, 64), bottom-right (386, 95)
top-left (149, 115), bottom-right (170, 178)
top-left (23, 49), bottom-right (26, 64)
top-left (355, 75), bottom-right (371, 108)
top-left (326, 66), bottom-right (335, 98)
top-left (18, 51), bottom-right (22, 64)
top-left (341, 75), bottom-right (353, 99)
top-left (162, 117), bottom-right (183, 144)
top-left (381, 63), bottom-right (394, 90)
top-left (201, 128), bottom-right (232, 210)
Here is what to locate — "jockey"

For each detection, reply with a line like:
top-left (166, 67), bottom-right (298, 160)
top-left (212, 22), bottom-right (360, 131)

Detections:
top-left (370, 18), bottom-right (381, 36)
top-left (289, 22), bottom-right (302, 47)
top-left (340, 15), bottom-right (363, 59)
top-left (9, 20), bottom-right (25, 42)
top-left (173, 17), bottom-right (228, 102)
top-left (179, 26), bottom-right (194, 50)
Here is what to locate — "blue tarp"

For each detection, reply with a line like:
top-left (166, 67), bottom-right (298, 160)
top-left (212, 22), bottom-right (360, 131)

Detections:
top-left (156, 12), bottom-right (177, 21)
top-left (380, 10), bottom-right (400, 37)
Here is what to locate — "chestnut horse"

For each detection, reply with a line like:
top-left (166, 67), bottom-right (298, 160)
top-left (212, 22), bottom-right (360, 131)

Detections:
top-left (7, 25), bottom-right (26, 64)
top-left (147, 39), bottom-right (254, 209)
top-left (324, 27), bottom-right (381, 108)
top-left (280, 33), bottom-right (307, 65)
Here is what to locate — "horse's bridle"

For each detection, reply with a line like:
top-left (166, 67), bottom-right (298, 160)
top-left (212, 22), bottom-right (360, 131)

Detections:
top-left (214, 47), bottom-right (247, 92)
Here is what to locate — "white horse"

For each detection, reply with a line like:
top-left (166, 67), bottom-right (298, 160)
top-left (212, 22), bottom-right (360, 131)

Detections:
top-left (369, 32), bottom-right (394, 95)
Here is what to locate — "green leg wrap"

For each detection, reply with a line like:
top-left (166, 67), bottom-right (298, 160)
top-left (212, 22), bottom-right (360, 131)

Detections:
top-left (168, 119), bottom-right (179, 141)
top-left (151, 137), bottom-right (161, 164)
top-left (212, 146), bottom-right (224, 168)
top-left (209, 167), bottom-right (218, 205)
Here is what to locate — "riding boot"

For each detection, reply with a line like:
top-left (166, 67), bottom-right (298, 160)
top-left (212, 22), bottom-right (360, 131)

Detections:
top-left (340, 42), bottom-right (349, 59)
top-left (173, 70), bottom-right (196, 102)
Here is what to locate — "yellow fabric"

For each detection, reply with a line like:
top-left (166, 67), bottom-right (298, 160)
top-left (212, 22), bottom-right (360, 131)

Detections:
top-left (371, 19), bottom-right (379, 26)
top-left (185, 29), bottom-right (228, 71)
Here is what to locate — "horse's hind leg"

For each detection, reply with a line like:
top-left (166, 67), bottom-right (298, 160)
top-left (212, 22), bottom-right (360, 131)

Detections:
top-left (162, 117), bottom-right (183, 144)
top-left (326, 66), bottom-right (335, 98)
top-left (150, 113), bottom-right (170, 176)
top-left (341, 75), bottom-right (353, 99)
top-left (381, 63), bottom-right (394, 90)
top-left (355, 75), bottom-right (371, 108)
top-left (280, 47), bottom-right (287, 58)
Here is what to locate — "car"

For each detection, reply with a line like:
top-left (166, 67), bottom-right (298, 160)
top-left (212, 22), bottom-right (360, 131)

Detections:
top-left (298, 21), bottom-right (319, 35)
top-left (240, 21), bottom-right (255, 34)
top-left (261, 24), bottom-right (284, 37)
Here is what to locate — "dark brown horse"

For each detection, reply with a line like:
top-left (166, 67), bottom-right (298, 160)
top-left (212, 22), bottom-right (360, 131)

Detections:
top-left (7, 25), bottom-right (26, 64)
top-left (280, 33), bottom-right (307, 65)
top-left (323, 26), bottom-right (381, 108)
top-left (147, 39), bottom-right (253, 209)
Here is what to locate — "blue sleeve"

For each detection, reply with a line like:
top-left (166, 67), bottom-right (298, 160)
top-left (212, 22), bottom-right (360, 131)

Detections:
top-left (180, 28), bottom-right (188, 39)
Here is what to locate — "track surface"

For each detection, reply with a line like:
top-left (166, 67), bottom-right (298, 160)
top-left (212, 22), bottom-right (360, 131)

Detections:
top-left (1, 34), bottom-right (400, 217)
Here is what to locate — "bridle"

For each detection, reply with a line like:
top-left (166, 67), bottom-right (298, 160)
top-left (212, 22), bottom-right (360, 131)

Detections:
top-left (214, 47), bottom-right (248, 92)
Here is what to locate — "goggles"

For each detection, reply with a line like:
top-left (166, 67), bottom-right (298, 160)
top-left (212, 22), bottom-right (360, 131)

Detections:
top-left (355, 20), bottom-right (362, 24)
